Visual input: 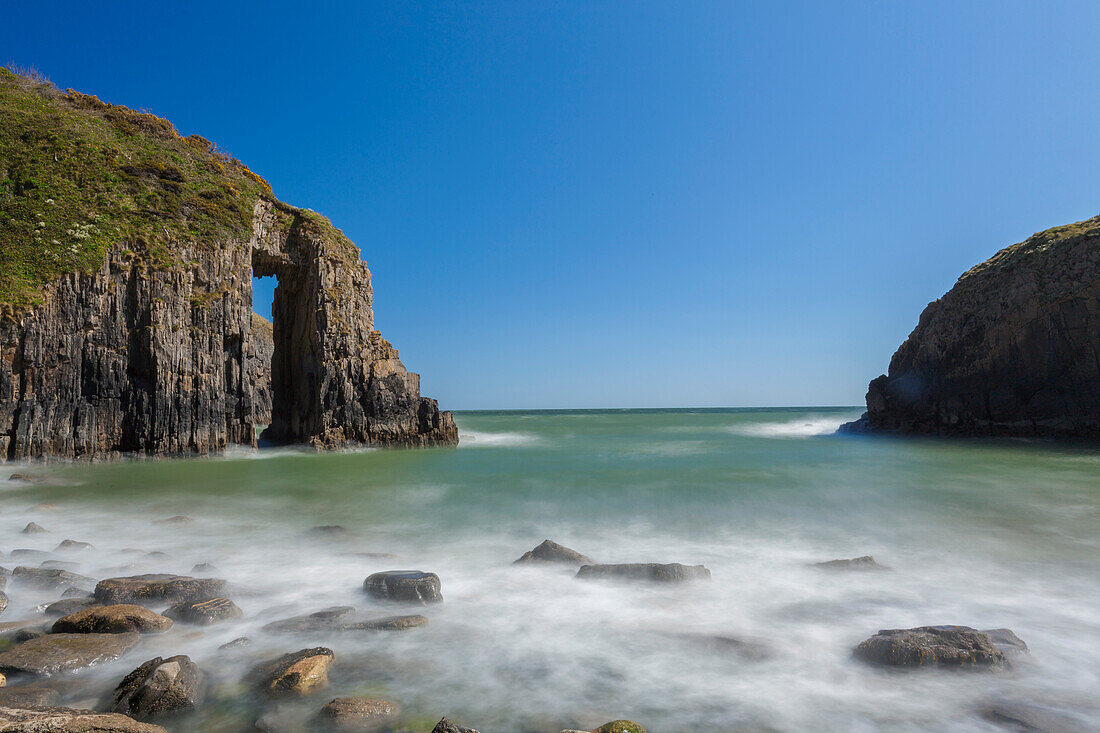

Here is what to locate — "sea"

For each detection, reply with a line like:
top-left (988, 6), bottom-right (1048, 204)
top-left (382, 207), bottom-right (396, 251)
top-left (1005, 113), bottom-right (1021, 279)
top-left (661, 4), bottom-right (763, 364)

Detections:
top-left (1, 407), bottom-right (1097, 731)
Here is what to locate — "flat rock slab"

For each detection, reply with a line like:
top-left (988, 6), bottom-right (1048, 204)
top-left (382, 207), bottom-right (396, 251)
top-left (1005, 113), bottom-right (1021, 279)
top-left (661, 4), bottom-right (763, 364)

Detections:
top-left (112, 655), bottom-right (206, 720)
top-left (95, 575), bottom-right (227, 604)
top-left (251, 647), bottom-right (334, 697)
top-left (575, 563), bottom-right (711, 584)
top-left (813, 555), bottom-right (889, 571)
top-left (853, 625), bottom-right (1009, 668)
top-left (12, 567), bottom-right (95, 591)
top-left (0, 632), bottom-right (141, 677)
top-left (52, 604), bottom-right (172, 634)
top-left (364, 571), bottom-right (442, 604)
top-left (164, 597), bottom-right (242, 626)
top-left (317, 697), bottom-right (401, 731)
top-left (514, 539), bottom-right (594, 566)
top-left (42, 598), bottom-right (100, 617)
top-left (0, 685), bottom-right (61, 706)
top-left (263, 607), bottom-right (427, 634)
top-left (0, 704), bottom-right (167, 732)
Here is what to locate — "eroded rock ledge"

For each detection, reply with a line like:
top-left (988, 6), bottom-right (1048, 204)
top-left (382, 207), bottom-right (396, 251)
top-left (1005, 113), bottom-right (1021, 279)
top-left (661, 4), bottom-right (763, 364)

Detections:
top-left (843, 214), bottom-right (1100, 439)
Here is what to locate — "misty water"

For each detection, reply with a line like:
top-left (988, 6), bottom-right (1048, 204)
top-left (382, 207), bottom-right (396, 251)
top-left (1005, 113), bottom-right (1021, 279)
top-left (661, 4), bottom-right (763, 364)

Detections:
top-left (2, 408), bottom-right (1098, 731)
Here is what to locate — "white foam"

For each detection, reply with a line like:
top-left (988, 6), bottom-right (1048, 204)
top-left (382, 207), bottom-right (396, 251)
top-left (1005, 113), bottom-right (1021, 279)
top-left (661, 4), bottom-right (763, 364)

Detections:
top-left (458, 430), bottom-right (541, 448)
top-left (726, 415), bottom-right (849, 438)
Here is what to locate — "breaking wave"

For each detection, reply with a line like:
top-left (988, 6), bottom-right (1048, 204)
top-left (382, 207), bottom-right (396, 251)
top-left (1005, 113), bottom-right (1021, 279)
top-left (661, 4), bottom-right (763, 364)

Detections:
top-left (458, 430), bottom-right (541, 448)
top-left (726, 416), bottom-right (848, 438)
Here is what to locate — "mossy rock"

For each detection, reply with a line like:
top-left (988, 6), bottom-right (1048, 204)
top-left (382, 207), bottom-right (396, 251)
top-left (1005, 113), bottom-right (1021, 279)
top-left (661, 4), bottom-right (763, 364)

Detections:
top-left (595, 722), bottom-right (647, 733)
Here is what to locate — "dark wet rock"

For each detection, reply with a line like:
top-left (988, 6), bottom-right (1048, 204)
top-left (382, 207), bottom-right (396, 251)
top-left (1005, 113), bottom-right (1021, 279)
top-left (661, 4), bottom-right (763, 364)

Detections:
top-left (250, 647), bottom-right (334, 697)
top-left (52, 604), bottom-right (173, 634)
top-left (95, 574), bottom-right (227, 604)
top-left (219, 636), bottom-right (251, 650)
top-left (21, 522), bottom-right (47, 534)
top-left (982, 628), bottom-right (1029, 655)
top-left (262, 607), bottom-right (355, 634)
top-left (164, 597), bottom-right (242, 626)
top-left (672, 631), bottom-right (773, 661)
top-left (813, 555), bottom-right (889, 571)
top-left (0, 576), bottom-right (6, 592)
top-left (190, 563), bottom-right (217, 574)
top-left (592, 723), bottom-right (648, 733)
top-left (344, 614), bottom-right (428, 631)
top-left (307, 525), bottom-right (350, 536)
top-left (316, 697), bottom-right (401, 731)
top-left (10, 549), bottom-right (51, 560)
top-left (432, 718), bottom-right (480, 733)
top-left (0, 591), bottom-right (6, 617)
top-left (0, 704), bottom-right (167, 731)
top-left (853, 625), bottom-right (1008, 668)
top-left (514, 539), bottom-right (594, 566)
top-left (11, 626), bottom-right (47, 643)
top-left (153, 516), bottom-right (193, 524)
top-left (62, 585), bottom-right (91, 598)
top-left (56, 539), bottom-right (95, 552)
top-left (0, 631), bottom-right (141, 676)
top-left (575, 563), bottom-right (711, 584)
top-left (12, 566), bottom-right (95, 591)
top-left (0, 684), bottom-right (61, 706)
top-left (40, 560), bottom-right (81, 570)
top-left (112, 654), bottom-right (206, 720)
top-left (981, 699), bottom-right (1092, 732)
top-left (43, 597), bottom-right (100, 617)
top-left (363, 571), bottom-right (443, 604)
top-left (7, 473), bottom-right (43, 483)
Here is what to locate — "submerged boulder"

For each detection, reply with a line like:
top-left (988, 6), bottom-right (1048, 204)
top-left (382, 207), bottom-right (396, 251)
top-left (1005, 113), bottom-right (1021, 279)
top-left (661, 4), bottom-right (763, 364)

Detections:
top-left (163, 597), bottom-right (242, 625)
top-left (0, 705), bottom-right (167, 732)
top-left (11, 566), bottom-right (94, 591)
top-left (853, 626), bottom-right (1010, 668)
top-left (263, 607), bottom-right (427, 634)
top-left (575, 563), bottom-right (711, 584)
top-left (364, 571), bottom-right (443, 604)
top-left (112, 655), bottom-right (206, 720)
top-left (0, 685), bottom-right (61, 706)
top-left (43, 597), bottom-right (100, 617)
top-left (514, 540), bottom-right (595, 566)
top-left (251, 647), bottom-right (334, 697)
top-left (813, 556), bottom-right (888, 571)
top-left (51, 604), bottom-right (173, 634)
top-left (0, 631), bottom-right (141, 676)
top-left (95, 574), bottom-right (227, 604)
top-left (21, 522), bottom-right (48, 534)
top-left (317, 697), bottom-right (401, 731)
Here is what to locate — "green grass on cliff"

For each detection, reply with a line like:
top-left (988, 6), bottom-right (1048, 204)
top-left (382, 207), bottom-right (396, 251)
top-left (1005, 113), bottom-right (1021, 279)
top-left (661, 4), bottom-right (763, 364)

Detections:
top-left (0, 67), bottom-right (356, 313)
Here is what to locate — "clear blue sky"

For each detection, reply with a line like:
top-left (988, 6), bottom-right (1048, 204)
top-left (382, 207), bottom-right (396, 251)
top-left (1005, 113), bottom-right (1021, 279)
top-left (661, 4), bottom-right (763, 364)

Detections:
top-left (6, 1), bottom-right (1100, 409)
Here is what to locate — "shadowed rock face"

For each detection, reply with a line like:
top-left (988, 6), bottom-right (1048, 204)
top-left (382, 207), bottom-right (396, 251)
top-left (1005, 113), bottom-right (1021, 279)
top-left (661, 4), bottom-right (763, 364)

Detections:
top-left (843, 215), bottom-right (1100, 438)
top-left (248, 312), bottom-right (274, 427)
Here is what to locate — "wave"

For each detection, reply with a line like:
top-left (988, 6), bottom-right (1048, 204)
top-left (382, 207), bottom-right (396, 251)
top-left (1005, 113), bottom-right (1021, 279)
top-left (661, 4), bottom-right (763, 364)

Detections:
top-left (458, 430), bottom-right (541, 448)
top-left (726, 416), bottom-right (848, 439)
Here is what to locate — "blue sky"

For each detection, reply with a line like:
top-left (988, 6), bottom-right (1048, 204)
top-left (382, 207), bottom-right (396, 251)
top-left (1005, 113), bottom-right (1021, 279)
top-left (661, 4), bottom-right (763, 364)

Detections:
top-left (6, 1), bottom-right (1100, 409)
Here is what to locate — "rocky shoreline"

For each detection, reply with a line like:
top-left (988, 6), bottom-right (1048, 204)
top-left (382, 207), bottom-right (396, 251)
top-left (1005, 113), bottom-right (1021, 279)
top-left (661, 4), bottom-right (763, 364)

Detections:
top-left (0, 509), bottom-right (1055, 732)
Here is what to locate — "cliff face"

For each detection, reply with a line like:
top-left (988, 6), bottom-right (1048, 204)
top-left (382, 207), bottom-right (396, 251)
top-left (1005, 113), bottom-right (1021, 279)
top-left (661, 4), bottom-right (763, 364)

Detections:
top-left (844, 215), bottom-right (1100, 438)
top-left (248, 313), bottom-right (274, 427)
top-left (0, 70), bottom-right (456, 460)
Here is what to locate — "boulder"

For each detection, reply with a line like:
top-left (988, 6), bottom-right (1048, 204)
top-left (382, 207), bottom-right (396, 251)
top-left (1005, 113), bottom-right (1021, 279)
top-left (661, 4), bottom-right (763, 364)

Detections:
top-left (152, 516), bottom-right (193, 524)
top-left (307, 525), bottom-right (350, 536)
top-left (853, 626), bottom-right (1008, 668)
top-left (981, 699), bottom-right (1092, 732)
top-left (56, 539), bottom-right (95, 552)
top-left (9, 550), bottom-right (51, 560)
top-left (0, 684), bottom-right (60, 706)
top-left (40, 560), bottom-right (81, 570)
top-left (21, 522), bottom-right (48, 534)
top-left (190, 563), bottom-right (217, 574)
top-left (219, 636), bottom-right (250, 650)
top-left (12, 566), bottom-right (95, 591)
top-left (432, 718), bottom-right (480, 733)
top-left (251, 647), bottom-right (334, 697)
top-left (593, 723), bottom-right (648, 733)
top-left (575, 563), bottom-right (711, 583)
top-left (363, 571), bottom-right (442, 604)
top-left (514, 540), bottom-right (594, 566)
top-left (344, 614), bottom-right (428, 631)
top-left (95, 574), bottom-right (226, 604)
top-left (316, 697), bottom-right (401, 731)
top-left (11, 627), bottom-right (47, 643)
top-left (813, 556), bottom-right (888, 571)
top-left (0, 632), bottom-right (141, 676)
top-left (0, 705), bottom-right (167, 731)
top-left (0, 592), bottom-right (7, 617)
top-left (163, 597), bottom-right (242, 626)
top-left (262, 607), bottom-right (355, 634)
top-left (112, 655), bottom-right (206, 720)
top-left (52, 604), bottom-right (173, 634)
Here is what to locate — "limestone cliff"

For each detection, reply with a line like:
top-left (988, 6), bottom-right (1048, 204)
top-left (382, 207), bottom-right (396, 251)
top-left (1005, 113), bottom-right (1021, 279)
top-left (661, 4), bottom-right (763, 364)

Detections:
top-left (843, 215), bottom-right (1100, 438)
top-left (0, 69), bottom-right (456, 459)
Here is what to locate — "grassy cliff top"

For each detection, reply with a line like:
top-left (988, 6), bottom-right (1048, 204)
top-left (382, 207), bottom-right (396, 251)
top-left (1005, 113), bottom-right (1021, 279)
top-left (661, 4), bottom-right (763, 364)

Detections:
top-left (0, 68), bottom-right (355, 312)
top-left (957, 213), bottom-right (1100, 287)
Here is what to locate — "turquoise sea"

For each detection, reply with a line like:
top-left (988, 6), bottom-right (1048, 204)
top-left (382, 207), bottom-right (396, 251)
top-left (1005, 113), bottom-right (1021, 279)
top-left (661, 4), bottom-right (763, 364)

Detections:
top-left (2, 407), bottom-right (1098, 731)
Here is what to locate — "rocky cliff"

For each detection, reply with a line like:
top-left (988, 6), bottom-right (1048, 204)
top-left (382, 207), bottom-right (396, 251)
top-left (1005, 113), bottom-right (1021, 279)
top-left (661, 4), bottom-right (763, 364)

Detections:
top-left (843, 215), bottom-right (1100, 438)
top-left (0, 69), bottom-right (456, 460)
top-left (248, 312), bottom-right (274, 427)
